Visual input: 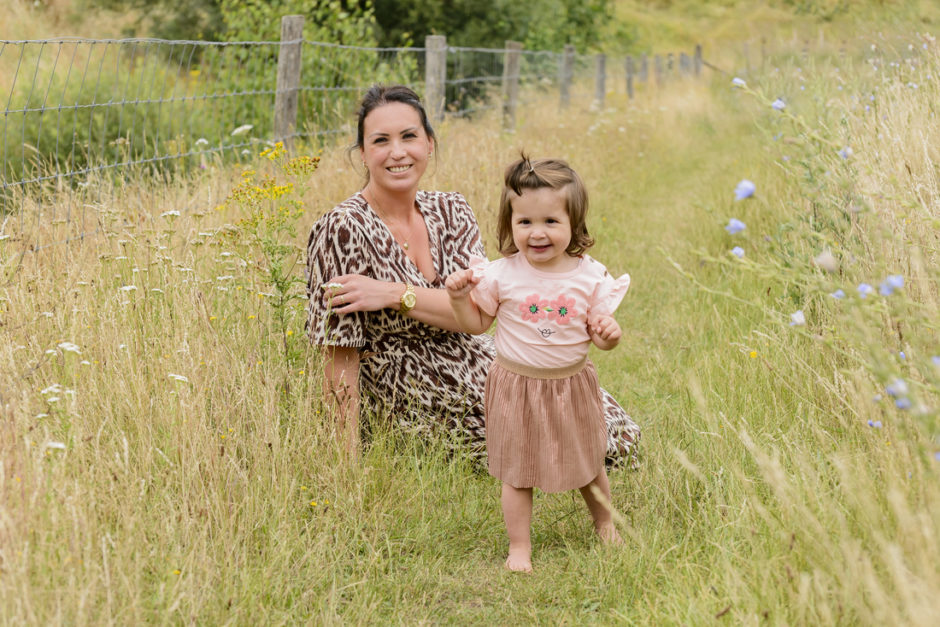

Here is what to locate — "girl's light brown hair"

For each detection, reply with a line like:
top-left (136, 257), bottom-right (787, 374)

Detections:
top-left (496, 154), bottom-right (595, 256)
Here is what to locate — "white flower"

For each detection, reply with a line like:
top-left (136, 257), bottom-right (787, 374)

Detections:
top-left (231, 124), bottom-right (253, 137)
top-left (41, 384), bottom-right (64, 395)
top-left (160, 210), bottom-right (181, 218)
top-left (168, 373), bottom-right (189, 383)
top-left (119, 285), bottom-right (137, 292)
top-left (57, 342), bottom-right (81, 354)
top-left (45, 441), bottom-right (66, 450)
top-left (790, 310), bottom-right (806, 326)
top-left (813, 250), bottom-right (839, 273)
top-left (195, 137), bottom-right (210, 146)
top-left (80, 360), bottom-right (91, 366)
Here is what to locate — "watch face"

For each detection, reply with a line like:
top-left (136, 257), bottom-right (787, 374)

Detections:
top-left (402, 292), bottom-right (417, 309)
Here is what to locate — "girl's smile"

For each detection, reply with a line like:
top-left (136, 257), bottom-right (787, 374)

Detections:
top-left (510, 186), bottom-right (578, 272)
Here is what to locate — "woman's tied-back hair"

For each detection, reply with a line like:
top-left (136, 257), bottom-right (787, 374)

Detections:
top-left (497, 153), bottom-right (595, 257)
top-left (352, 84), bottom-right (436, 181)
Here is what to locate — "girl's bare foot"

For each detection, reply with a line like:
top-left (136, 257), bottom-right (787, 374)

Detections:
top-left (596, 522), bottom-right (624, 546)
top-left (505, 545), bottom-right (533, 573)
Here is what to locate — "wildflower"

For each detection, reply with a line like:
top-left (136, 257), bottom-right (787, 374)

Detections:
top-left (231, 124), bottom-right (254, 137)
top-left (195, 138), bottom-right (209, 147)
top-left (932, 356), bottom-right (940, 367)
top-left (160, 210), bottom-right (181, 218)
top-left (813, 250), bottom-right (839, 273)
top-left (57, 342), bottom-right (81, 354)
top-left (885, 378), bottom-right (908, 398)
top-left (734, 180), bottom-right (756, 200)
top-left (935, 452), bottom-right (940, 462)
top-left (896, 398), bottom-right (912, 410)
top-left (119, 285), bottom-right (137, 292)
top-left (732, 77), bottom-right (746, 88)
top-left (873, 394), bottom-right (883, 402)
top-left (868, 420), bottom-right (882, 428)
top-left (857, 283), bottom-right (874, 298)
top-left (749, 351), bottom-right (757, 359)
top-left (837, 147), bottom-right (853, 159)
top-left (41, 384), bottom-right (64, 395)
top-left (45, 441), bottom-right (66, 450)
top-left (725, 218), bottom-right (746, 234)
top-left (771, 98), bottom-right (786, 110)
top-left (899, 352), bottom-right (906, 360)
top-left (886, 275), bottom-right (904, 289)
top-left (168, 373), bottom-right (189, 383)
top-left (731, 246), bottom-right (745, 258)
top-left (789, 310), bottom-right (806, 326)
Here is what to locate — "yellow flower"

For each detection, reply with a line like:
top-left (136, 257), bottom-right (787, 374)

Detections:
top-left (310, 501), bottom-right (317, 506)
top-left (248, 315), bottom-right (256, 320)
top-left (749, 351), bottom-right (757, 359)
top-left (173, 569), bottom-right (181, 575)
top-left (209, 316), bottom-right (217, 321)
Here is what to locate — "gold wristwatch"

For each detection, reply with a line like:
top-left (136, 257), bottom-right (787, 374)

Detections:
top-left (399, 283), bottom-right (417, 314)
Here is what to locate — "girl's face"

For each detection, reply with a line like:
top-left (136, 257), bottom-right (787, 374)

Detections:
top-left (509, 186), bottom-right (574, 272)
top-left (360, 102), bottom-right (433, 195)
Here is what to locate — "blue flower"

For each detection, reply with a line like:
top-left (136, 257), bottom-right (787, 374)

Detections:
top-left (899, 351), bottom-right (906, 360)
top-left (896, 398), bottom-right (911, 410)
top-left (731, 246), bottom-right (745, 258)
top-left (830, 289), bottom-right (846, 299)
top-left (879, 281), bottom-right (894, 296)
top-left (857, 283), bottom-right (874, 298)
top-left (867, 419), bottom-right (882, 428)
top-left (725, 218), bottom-right (746, 234)
top-left (886, 275), bottom-right (904, 289)
top-left (935, 452), bottom-right (940, 462)
top-left (732, 77), bottom-right (746, 88)
top-left (886, 378), bottom-right (908, 398)
top-left (932, 356), bottom-right (940, 367)
top-left (838, 147), bottom-right (853, 159)
top-left (772, 98), bottom-right (786, 110)
top-left (734, 179), bottom-right (756, 200)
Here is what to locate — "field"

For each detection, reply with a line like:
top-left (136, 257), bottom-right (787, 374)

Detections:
top-left (3, 3), bottom-right (940, 625)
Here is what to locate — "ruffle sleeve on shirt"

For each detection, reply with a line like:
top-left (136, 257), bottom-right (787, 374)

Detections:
top-left (467, 255), bottom-right (499, 317)
top-left (590, 272), bottom-right (631, 316)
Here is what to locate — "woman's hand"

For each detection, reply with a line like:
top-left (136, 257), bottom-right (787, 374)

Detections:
top-left (321, 274), bottom-right (398, 313)
top-left (588, 313), bottom-right (622, 350)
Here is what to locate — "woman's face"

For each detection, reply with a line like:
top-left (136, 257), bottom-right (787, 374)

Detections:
top-left (360, 102), bottom-right (433, 195)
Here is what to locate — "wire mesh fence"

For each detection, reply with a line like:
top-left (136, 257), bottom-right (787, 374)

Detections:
top-left (0, 31), bottom-right (697, 264)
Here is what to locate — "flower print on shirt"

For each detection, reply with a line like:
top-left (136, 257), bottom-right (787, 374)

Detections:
top-left (519, 294), bottom-right (549, 322)
top-left (547, 295), bottom-right (577, 325)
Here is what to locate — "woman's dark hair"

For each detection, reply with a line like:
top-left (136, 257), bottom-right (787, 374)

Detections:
top-left (354, 84), bottom-right (436, 150)
top-left (496, 153), bottom-right (595, 257)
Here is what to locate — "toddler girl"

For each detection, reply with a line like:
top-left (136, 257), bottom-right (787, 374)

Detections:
top-left (445, 155), bottom-right (630, 572)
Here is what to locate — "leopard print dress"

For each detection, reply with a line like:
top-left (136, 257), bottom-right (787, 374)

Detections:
top-left (305, 191), bottom-right (640, 464)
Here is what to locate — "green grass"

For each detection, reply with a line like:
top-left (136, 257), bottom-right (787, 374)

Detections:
top-left (2, 18), bottom-right (940, 627)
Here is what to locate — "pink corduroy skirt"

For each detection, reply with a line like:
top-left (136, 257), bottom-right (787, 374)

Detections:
top-left (484, 354), bottom-right (607, 493)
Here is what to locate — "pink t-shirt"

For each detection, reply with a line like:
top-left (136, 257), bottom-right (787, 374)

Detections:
top-left (470, 253), bottom-right (630, 368)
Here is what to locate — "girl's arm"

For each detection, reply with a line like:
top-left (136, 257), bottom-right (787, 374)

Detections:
top-left (588, 314), bottom-right (622, 350)
top-left (321, 345), bottom-right (361, 458)
top-left (445, 269), bottom-right (496, 334)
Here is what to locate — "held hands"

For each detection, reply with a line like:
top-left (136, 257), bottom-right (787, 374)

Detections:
top-left (587, 313), bottom-right (622, 350)
top-left (444, 268), bottom-right (480, 300)
top-left (321, 274), bottom-right (396, 313)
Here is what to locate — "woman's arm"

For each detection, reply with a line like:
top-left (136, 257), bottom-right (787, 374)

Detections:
top-left (321, 345), bottom-right (361, 457)
top-left (322, 275), bottom-right (469, 333)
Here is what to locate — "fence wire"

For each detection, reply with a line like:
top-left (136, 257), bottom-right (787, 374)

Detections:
top-left (0, 35), bottom-right (665, 261)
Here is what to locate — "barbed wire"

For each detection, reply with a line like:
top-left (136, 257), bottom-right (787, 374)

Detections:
top-left (0, 34), bottom-right (692, 261)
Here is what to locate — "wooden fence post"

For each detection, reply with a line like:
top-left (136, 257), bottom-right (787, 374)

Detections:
top-left (654, 54), bottom-right (663, 85)
top-left (679, 52), bottom-right (689, 75)
top-left (694, 44), bottom-right (702, 76)
top-left (593, 53), bottom-right (606, 109)
top-left (502, 40), bottom-right (522, 130)
top-left (274, 15), bottom-right (304, 154)
top-left (559, 44), bottom-right (574, 109)
top-left (425, 35), bottom-right (447, 123)
top-left (640, 53), bottom-right (648, 82)
top-left (625, 55), bottom-right (634, 99)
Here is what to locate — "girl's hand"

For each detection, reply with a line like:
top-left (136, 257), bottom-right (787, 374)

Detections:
top-left (588, 313), bottom-right (622, 349)
top-left (445, 268), bottom-right (479, 299)
top-left (321, 274), bottom-right (397, 313)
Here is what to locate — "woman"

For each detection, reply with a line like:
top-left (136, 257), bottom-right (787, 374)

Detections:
top-left (305, 84), bottom-right (640, 463)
